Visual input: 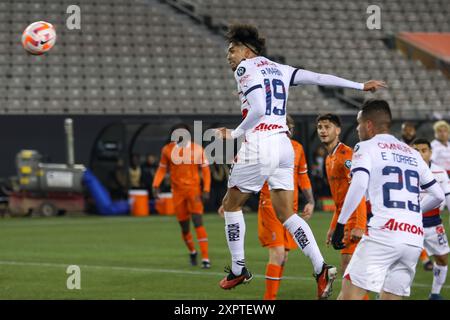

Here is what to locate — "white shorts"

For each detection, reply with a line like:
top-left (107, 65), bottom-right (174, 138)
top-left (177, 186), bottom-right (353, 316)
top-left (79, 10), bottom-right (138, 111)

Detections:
top-left (344, 237), bottom-right (421, 297)
top-left (227, 132), bottom-right (294, 193)
top-left (424, 224), bottom-right (450, 257)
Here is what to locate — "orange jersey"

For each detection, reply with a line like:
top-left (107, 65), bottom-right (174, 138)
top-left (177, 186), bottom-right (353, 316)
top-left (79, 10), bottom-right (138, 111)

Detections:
top-left (325, 143), bottom-right (366, 231)
top-left (152, 141), bottom-right (211, 192)
top-left (259, 139), bottom-right (312, 213)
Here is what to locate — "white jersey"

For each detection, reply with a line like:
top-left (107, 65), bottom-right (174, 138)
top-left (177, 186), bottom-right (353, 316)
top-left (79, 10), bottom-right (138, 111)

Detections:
top-left (431, 139), bottom-right (450, 173)
top-left (234, 56), bottom-right (296, 140)
top-left (420, 162), bottom-right (450, 208)
top-left (351, 134), bottom-right (436, 247)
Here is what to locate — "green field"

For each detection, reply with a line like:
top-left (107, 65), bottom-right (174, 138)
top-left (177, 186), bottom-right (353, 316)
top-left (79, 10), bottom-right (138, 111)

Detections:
top-left (0, 211), bottom-right (448, 300)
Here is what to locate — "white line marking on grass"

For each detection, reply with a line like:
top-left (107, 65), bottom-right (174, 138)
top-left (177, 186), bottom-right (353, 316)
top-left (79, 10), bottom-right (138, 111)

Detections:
top-left (0, 260), bottom-right (447, 289)
top-left (0, 216), bottom-right (173, 228)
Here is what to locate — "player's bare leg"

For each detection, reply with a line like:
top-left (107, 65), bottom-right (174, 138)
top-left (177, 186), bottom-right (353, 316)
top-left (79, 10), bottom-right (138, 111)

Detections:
top-left (336, 254), bottom-right (353, 299)
top-left (339, 277), bottom-right (369, 300)
top-left (268, 189), bottom-right (294, 223)
top-left (268, 246), bottom-right (287, 265)
top-left (341, 253), bottom-right (352, 273)
top-left (219, 187), bottom-right (252, 289)
top-left (270, 189), bottom-right (337, 299)
top-left (379, 291), bottom-right (402, 300)
top-left (222, 187), bottom-right (250, 211)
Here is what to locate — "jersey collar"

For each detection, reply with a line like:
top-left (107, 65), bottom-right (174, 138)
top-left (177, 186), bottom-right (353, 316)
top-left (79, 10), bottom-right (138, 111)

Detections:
top-left (331, 142), bottom-right (342, 156)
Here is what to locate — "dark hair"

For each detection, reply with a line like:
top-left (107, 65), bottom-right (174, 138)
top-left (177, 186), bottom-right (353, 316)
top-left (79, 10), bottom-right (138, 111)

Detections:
top-left (226, 24), bottom-right (266, 56)
top-left (169, 123), bottom-right (191, 135)
top-left (412, 138), bottom-right (431, 149)
top-left (360, 99), bottom-right (392, 129)
top-left (286, 114), bottom-right (295, 127)
top-left (168, 123), bottom-right (192, 143)
top-left (316, 113), bottom-right (342, 128)
top-left (402, 121), bottom-right (416, 129)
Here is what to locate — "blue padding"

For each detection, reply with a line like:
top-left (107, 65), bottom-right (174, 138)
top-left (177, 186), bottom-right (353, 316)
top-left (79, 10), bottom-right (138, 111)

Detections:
top-left (83, 169), bottom-right (129, 215)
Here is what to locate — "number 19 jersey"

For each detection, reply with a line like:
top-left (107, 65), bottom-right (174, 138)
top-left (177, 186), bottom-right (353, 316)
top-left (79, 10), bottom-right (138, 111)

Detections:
top-left (350, 134), bottom-right (436, 247)
top-left (234, 56), bottom-right (297, 139)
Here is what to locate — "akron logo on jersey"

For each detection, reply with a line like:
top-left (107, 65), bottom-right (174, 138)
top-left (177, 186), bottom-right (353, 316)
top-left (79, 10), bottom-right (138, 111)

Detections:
top-left (344, 160), bottom-right (352, 169)
top-left (237, 66), bottom-right (246, 76)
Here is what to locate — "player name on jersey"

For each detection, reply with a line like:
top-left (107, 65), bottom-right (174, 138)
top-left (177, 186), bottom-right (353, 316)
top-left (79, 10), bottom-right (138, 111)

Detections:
top-left (351, 134), bottom-right (436, 248)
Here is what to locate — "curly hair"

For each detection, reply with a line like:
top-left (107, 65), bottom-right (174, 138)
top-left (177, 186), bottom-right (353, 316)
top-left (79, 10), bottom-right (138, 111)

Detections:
top-left (226, 24), bottom-right (266, 55)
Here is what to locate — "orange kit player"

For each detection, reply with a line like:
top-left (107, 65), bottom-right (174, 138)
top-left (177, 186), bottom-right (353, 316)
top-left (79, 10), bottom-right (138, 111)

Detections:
top-left (152, 123), bottom-right (212, 269)
top-left (316, 114), bottom-right (367, 298)
top-left (258, 115), bottom-right (316, 300)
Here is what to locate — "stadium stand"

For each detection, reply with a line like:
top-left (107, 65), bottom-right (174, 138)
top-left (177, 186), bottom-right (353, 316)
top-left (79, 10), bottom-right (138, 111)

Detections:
top-left (179, 0), bottom-right (450, 118)
top-left (0, 0), bottom-right (241, 115)
top-left (0, 0), bottom-right (449, 118)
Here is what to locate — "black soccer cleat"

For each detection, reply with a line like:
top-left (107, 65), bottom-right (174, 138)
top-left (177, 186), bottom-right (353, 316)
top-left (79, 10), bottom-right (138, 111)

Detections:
top-left (189, 252), bottom-right (198, 266)
top-left (201, 260), bottom-right (211, 269)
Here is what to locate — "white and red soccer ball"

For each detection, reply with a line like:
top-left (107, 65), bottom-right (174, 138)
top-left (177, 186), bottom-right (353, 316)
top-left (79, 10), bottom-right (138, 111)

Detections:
top-left (21, 21), bottom-right (56, 55)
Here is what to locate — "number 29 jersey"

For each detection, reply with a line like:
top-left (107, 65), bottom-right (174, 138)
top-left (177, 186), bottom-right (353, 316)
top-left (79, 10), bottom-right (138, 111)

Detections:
top-left (234, 56), bottom-right (297, 139)
top-left (350, 134), bottom-right (436, 247)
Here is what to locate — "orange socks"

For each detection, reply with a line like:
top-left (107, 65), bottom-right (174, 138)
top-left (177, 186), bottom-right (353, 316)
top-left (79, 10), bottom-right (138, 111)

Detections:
top-left (264, 264), bottom-right (283, 300)
top-left (195, 226), bottom-right (209, 261)
top-left (182, 232), bottom-right (196, 253)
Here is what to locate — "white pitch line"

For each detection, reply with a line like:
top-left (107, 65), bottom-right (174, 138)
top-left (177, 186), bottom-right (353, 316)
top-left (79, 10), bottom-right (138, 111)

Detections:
top-left (0, 260), bottom-right (447, 289)
top-left (0, 217), bottom-right (172, 228)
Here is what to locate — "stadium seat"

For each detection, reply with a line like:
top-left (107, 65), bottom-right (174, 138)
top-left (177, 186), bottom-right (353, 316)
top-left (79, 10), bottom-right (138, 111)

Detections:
top-left (1, 0), bottom-right (449, 116)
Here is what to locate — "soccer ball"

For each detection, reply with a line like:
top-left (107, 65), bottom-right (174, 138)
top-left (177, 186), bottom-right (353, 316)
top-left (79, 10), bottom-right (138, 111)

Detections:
top-left (21, 21), bottom-right (56, 55)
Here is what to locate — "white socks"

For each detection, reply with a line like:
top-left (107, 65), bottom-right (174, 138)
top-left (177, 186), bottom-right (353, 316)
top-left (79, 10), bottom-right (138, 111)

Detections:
top-left (224, 211), bottom-right (246, 275)
top-left (283, 214), bottom-right (324, 275)
top-left (431, 263), bottom-right (448, 295)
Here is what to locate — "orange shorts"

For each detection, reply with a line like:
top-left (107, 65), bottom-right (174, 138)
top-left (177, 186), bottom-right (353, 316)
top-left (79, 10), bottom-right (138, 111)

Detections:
top-left (258, 202), bottom-right (297, 250)
top-left (341, 222), bottom-right (362, 255)
top-left (173, 188), bottom-right (203, 222)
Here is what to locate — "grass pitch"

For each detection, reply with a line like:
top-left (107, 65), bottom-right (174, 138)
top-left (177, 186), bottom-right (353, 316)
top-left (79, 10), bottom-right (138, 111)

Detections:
top-left (0, 211), bottom-right (448, 300)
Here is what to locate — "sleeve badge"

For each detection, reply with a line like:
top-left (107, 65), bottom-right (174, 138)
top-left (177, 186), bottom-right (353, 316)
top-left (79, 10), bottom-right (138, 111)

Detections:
top-left (344, 160), bottom-right (352, 169)
top-left (237, 66), bottom-right (246, 76)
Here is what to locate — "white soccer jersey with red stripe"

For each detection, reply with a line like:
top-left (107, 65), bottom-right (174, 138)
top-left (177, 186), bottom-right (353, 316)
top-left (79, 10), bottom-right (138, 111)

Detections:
top-left (350, 134), bottom-right (436, 247)
top-left (234, 56), bottom-right (296, 139)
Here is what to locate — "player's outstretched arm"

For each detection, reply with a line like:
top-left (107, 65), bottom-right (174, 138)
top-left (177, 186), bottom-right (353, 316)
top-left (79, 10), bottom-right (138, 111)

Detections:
top-left (291, 69), bottom-right (387, 92)
top-left (363, 80), bottom-right (388, 92)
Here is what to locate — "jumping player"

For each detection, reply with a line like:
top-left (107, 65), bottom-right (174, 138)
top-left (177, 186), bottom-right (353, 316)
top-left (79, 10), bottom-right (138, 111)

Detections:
top-left (413, 138), bottom-right (450, 300)
top-left (215, 24), bottom-right (386, 299)
top-left (316, 114), bottom-right (367, 299)
top-left (331, 100), bottom-right (445, 300)
top-left (152, 124), bottom-right (212, 268)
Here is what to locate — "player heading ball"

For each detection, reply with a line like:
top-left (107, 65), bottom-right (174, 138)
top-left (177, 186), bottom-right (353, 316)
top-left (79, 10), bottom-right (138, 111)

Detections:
top-left (215, 24), bottom-right (386, 299)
